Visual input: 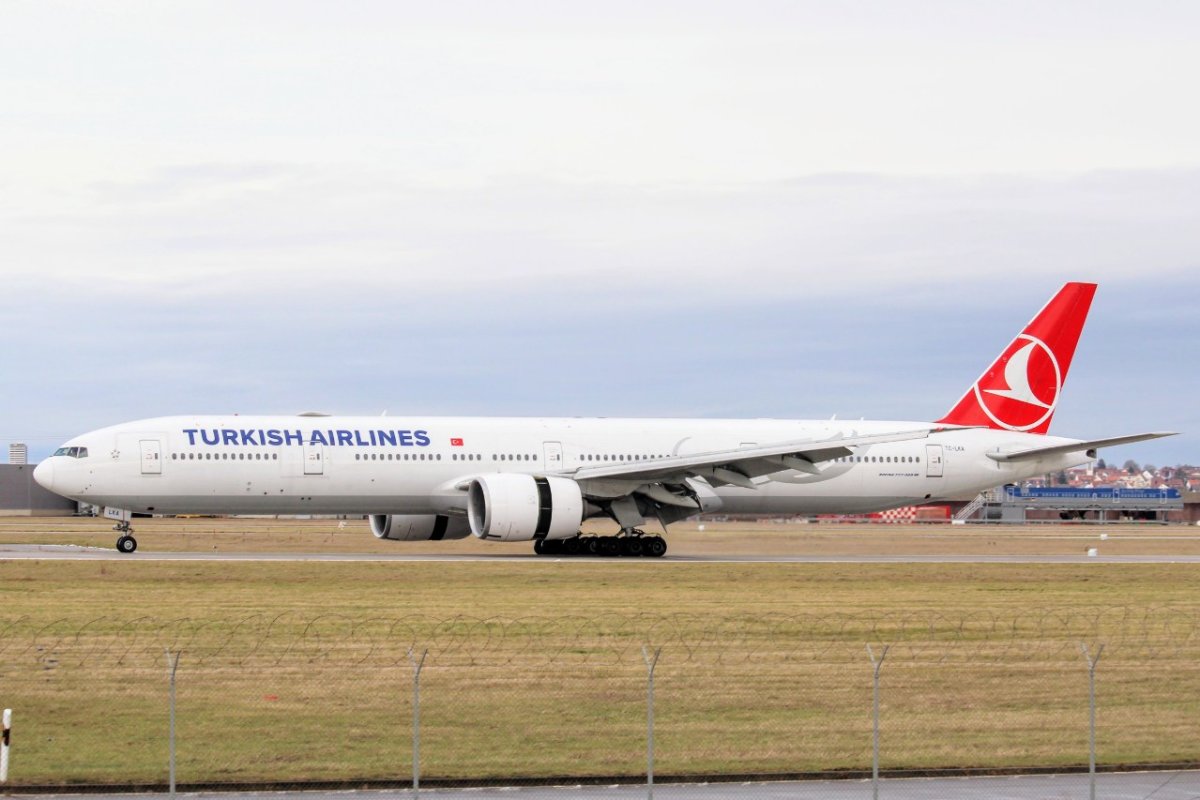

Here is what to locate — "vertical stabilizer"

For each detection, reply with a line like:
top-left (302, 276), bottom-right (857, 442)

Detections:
top-left (937, 282), bottom-right (1097, 434)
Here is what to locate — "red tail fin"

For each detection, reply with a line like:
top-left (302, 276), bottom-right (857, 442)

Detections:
top-left (938, 282), bottom-right (1097, 434)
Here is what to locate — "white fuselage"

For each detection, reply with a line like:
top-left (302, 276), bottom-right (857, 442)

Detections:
top-left (35, 415), bottom-right (1088, 519)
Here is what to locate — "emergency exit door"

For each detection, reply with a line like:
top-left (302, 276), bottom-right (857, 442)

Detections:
top-left (543, 441), bottom-right (563, 471)
top-left (925, 444), bottom-right (944, 478)
top-left (303, 444), bottom-right (324, 475)
top-left (140, 440), bottom-right (162, 475)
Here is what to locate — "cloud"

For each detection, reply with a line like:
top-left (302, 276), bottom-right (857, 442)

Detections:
top-left (7, 167), bottom-right (1200, 300)
top-left (2, 4), bottom-right (1198, 463)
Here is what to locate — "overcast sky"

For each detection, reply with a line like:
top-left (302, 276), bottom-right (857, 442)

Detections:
top-left (2, 1), bottom-right (1198, 466)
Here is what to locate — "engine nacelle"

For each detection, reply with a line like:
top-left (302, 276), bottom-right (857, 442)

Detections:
top-left (467, 473), bottom-right (584, 542)
top-left (369, 514), bottom-right (471, 541)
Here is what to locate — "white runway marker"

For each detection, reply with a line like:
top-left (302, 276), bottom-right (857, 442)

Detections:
top-left (1, 708), bottom-right (12, 783)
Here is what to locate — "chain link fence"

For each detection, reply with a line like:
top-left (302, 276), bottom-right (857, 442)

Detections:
top-left (1, 607), bottom-right (1199, 792)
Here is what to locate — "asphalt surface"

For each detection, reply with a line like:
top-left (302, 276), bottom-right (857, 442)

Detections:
top-left (2, 543), bottom-right (1200, 563)
top-left (19, 771), bottom-right (1200, 799)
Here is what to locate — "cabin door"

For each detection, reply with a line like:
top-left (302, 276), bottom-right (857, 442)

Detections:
top-left (303, 444), bottom-right (324, 475)
top-left (925, 444), bottom-right (944, 478)
top-left (543, 441), bottom-right (563, 471)
top-left (140, 440), bottom-right (162, 475)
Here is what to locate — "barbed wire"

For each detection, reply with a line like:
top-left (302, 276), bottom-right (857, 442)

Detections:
top-left (2, 606), bottom-right (1198, 670)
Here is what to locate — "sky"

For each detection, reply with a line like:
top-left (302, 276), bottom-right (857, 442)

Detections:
top-left (2, 0), bottom-right (1198, 467)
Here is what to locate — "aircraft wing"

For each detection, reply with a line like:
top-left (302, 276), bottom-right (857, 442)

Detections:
top-left (568, 427), bottom-right (939, 493)
top-left (985, 432), bottom-right (1178, 463)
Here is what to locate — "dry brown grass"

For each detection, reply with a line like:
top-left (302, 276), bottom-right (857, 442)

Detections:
top-left (1, 518), bottom-right (1198, 785)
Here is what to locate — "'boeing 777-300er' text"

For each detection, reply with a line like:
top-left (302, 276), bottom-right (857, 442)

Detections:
top-left (35, 282), bottom-right (1174, 557)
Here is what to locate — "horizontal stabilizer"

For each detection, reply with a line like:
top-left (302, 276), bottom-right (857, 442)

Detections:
top-left (986, 432), bottom-right (1177, 463)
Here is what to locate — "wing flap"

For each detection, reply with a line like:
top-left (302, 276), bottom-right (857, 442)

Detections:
top-left (569, 427), bottom-right (936, 483)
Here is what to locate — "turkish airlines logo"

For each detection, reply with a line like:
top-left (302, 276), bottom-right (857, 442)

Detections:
top-left (972, 334), bottom-right (1062, 431)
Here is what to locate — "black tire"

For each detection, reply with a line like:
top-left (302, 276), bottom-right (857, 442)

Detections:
top-left (533, 539), bottom-right (547, 555)
top-left (599, 536), bottom-right (620, 557)
top-left (622, 537), bottom-right (645, 557)
top-left (562, 537), bottom-right (582, 556)
top-left (116, 535), bottom-right (137, 554)
top-left (586, 537), bottom-right (601, 555)
top-left (645, 537), bottom-right (667, 558)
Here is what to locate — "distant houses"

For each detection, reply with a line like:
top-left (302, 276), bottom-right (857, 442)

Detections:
top-left (1034, 464), bottom-right (1199, 492)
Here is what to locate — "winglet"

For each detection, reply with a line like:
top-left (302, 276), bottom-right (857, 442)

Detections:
top-left (938, 282), bottom-right (1097, 435)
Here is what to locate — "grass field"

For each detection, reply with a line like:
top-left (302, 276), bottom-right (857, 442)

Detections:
top-left (1, 518), bottom-right (1199, 785)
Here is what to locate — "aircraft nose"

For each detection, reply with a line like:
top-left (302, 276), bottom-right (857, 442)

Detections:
top-left (33, 459), bottom-right (54, 490)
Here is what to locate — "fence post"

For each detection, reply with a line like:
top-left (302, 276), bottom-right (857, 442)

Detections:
top-left (408, 648), bottom-right (428, 799)
top-left (164, 648), bottom-right (181, 798)
top-left (1080, 643), bottom-right (1104, 800)
top-left (866, 644), bottom-right (890, 800)
top-left (642, 645), bottom-right (662, 800)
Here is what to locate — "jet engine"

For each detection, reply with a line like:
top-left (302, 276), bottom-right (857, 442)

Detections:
top-left (467, 474), bottom-right (584, 541)
top-left (369, 514), bottom-right (471, 541)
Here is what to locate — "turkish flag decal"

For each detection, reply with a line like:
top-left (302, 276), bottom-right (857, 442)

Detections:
top-left (450, 438), bottom-right (464, 447)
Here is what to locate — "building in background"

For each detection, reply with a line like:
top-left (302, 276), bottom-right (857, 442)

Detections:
top-left (0, 464), bottom-right (77, 515)
top-left (9, 442), bottom-right (28, 464)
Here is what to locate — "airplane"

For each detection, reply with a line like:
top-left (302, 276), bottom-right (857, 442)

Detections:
top-left (33, 281), bottom-right (1174, 557)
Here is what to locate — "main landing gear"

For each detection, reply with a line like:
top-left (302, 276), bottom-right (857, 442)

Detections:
top-left (534, 529), bottom-right (667, 558)
top-left (113, 521), bottom-right (138, 554)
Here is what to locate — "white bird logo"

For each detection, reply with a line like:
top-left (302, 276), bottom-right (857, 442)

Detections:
top-left (972, 334), bottom-right (1062, 431)
top-left (984, 341), bottom-right (1053, 409)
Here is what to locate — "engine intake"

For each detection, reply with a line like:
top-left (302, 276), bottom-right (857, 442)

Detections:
top-left (467, 474), bottom-right (583, 541)
top-left (370, 514), bottom-right (471, 541)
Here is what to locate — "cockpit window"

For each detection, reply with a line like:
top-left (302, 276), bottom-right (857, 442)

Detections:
top-left (52, 446), bottom-right (88, 458)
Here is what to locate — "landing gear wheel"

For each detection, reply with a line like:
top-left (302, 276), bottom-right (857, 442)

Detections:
top-left (534, 539), bottom-right (547, 555)
top-left (622, 537), bottom-right (645, 557)
top-left (562, 537), bottom-right (582, 556)
top-left (116, 535), bottom-right (138, 554)
top-left (599, 536), bottom-right (621, 557)
top-left (645, 536), bottom-right (667, 558)
top-left (586, 537), bottom-right (601, 555)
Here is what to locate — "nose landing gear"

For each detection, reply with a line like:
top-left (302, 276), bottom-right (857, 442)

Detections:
top-left (113, 521), bottom-right (138, 553)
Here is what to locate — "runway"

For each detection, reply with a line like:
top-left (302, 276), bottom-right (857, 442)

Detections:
top-left (24, 770), bottom-right (1200, 799)
top-left (3, 543), bottom-right (1200, 563)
